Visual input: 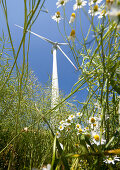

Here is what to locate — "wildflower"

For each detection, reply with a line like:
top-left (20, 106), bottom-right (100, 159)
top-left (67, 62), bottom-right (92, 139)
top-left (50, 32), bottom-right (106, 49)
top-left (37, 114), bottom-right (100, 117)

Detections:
top-left (68, 114), bottom-right (75, 120)
top-left (76, 112), bottom-right (82, 117)
top-left (89, 116), bottom-right (98, 124)
top-left (106, 0), bottom-right (114, 6)
top-left (88, 4), bottom-right (103, 16)
top-left (60, 120), bottom-right (65, 124)
top-left (104, 157), bottom-right (116, 164)
top-left (68, 29), bottom-right (76, 42)
top-left (75, 143), bottom-right (79, 147)
top-left (108, 5), bottom-right (120, 25)
top-left (77, 128), bottom-right (84, 135)
top-left (88, 0), bottom-right (103, 6)
top-left (104, 156), bottom-right (120, 164)
top-left (73, 0), bottom-right (87, 11)
top-left (52, 11), bottom-right (62, 23)
top-left (23, 127), bottom-right (28, 132)
top-left (56, 131), bottom-right (61, 138)
top-left (92, 131), bottom-right (106, 145)
top-left (65, 118), bottom-right (72, 125)
top-left (66, 127), bottom-right (71, 131)
top-left (56, 0), bottom-right (69, 8)
top-left (58, 124), bottom-right (64, 131)
top-left (76, 123), bottom-right (81, 129)
top-left (69, 13), bottom-right (76, 24)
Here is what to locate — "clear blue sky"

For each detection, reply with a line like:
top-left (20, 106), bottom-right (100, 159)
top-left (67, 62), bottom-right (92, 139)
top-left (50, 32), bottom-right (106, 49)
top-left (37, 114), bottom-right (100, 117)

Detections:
top-left (0, 0), bottom-right (90, 102)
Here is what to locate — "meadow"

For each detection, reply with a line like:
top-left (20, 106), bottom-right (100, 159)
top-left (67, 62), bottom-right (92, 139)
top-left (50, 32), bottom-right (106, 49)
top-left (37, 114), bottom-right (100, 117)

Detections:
top-left (0, 0), bottom-right (120, 169)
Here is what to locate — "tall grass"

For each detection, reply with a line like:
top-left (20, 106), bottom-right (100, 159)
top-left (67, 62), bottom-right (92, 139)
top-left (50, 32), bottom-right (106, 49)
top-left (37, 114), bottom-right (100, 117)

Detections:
top-left (0, 0), bottom-right (120, 169)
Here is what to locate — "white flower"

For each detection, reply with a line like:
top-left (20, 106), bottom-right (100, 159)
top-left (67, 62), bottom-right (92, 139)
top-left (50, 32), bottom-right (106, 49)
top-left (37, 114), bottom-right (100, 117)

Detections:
top-left (23, 127), bottom-right (28, 132)
top-left (56, 131), bottom-right (61, 138)
top-left (56, 0), bottom-right (69, 8)
top-left (88, 4), bottom-right (103, 16)
top-left (51, 11), bottom-right (62, 23)
top-left (98, 8), bottom-right (108, 18)
top-left (60, 120), bottom-right (65, 124)
top-left (68, 29), bottom-right (76, 42)
top-left (89, 116), bottom-right (98, 124)
top-left (77, 128), bottom-right (84, 135)
top-left (69, 13), bottom-right (76, 24)
top-left (88, 0), bottom-right (103, 6)
top-left (41, 164), bottom-right (51, 170)
top-left (73, 0), bottom-right (87, 11)
top-left (68, 114), bottom-right (75, 120)
top-left (46, 164), bottom-right (51, 170)
top-left (58, 124), bottom-right (64, 131)
top-left (108, 5), bottom-right (120, 24)
top-left (106, 0), bottom-right (114, 10)
top-left (92, 131), bottom-right (106, 145)
top-left (104, 156), bottom-right (120, 164)
top-left (76, 112), bottom-right (83, 117)
top-left (76, 123), bottom-right (81, 129)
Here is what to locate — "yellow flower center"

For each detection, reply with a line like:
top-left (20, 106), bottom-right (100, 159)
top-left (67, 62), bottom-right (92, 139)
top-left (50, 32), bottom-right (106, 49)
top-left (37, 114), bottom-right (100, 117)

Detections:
top-left (93, 123), bottom-right (96, 126)
top-left (108, 157), bottom-right (112, 161)
top-left (94, 135), bottom-right (99, 141)
top-left (91, 117), bottom-right (95, 123)
top-left (56, 11), bottom-right (60, 18)
top-left (75, 144), bottom-right (79, 147)
top-left (71, 13), bottom-right (76, 18)
top-left (94, 5), bottom-right (98, 12)
top-left (71, 115), bottom-right (73, 118)
top-left (70, 30), bottom-right (75, 36)
top-left (77, 0), bottom-right (82, 6)
top-left (86, 127), bottom-right (89, 130)
top-left (79, 129), bottom-right (82, 133)
top-left (67, 127), bottom-right (70, 131)
top-left (93, 0), bottom-right (97, 2)
top-left (56, 132), bottom-right (59, 136)
top-left (60, 0), bottom-right (64, 5)
top-left (60, 125), bottom-right (62, 129)
top-left (76, 124), bottom-right (80, 128)
top-left (106, 0), bottom-right (113, 4)
top-left (67, 119), bottom-right (71, 123)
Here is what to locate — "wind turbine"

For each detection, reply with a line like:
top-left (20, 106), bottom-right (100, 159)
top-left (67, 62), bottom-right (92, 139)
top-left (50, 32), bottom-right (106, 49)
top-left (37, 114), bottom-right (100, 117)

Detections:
top-left (15, 24), bottom-right (77, 109)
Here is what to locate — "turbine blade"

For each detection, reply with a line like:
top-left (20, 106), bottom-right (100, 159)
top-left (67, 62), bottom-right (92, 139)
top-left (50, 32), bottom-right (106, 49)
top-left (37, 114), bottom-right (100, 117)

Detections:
top-left (57, 45), bottom-right (78, 71)
top-left (15, 24), bottom-right (55, 45)
top-left (57, 42), bottom-right (69, 45)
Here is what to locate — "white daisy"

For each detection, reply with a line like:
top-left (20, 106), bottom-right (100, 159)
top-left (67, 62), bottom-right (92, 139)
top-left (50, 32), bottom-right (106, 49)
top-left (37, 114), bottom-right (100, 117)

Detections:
top-left (73, 0), bottom-right (87, 11)
top-left (58, 124), bottom-right (64, 131)
top-left (76, 112), bottom-right (83, 117)
top-left (56, 0), bottom-right (69, 8)
top-left (88, 4), bottom-right (103, 16)
top-left (77, 128), bottom-right (84, 135)
top-left (51, 11), bottom-right (62, 23)
top-left (56, 131), bottom-right (61, 138)
top-left (60, 120), bottom-right (65, 124)
top-left (76, 123), bottom-right (81, 130)
top-left (68, 29), bottom-right (76, 42)
top-left (89, 116), bottom-right (98, 124)
top-left (92, 131), bottom-right (106, 145)
top-left (106, 0), bottom-right (114, 10)
top-left (103, 157), bottom-right (118, 164)
top-left (108, 5), bottom-right (120, 24)
top-left (69, 13), bottom-right (76, 24)
top-left (88, 0), bottom-right (103, 6)
top-left (68, 114), bottom-right (75, 120)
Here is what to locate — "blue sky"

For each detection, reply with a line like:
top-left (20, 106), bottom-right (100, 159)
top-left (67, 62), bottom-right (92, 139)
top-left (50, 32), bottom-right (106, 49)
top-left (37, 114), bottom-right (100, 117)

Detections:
top-left (0, 0), bottom-right (90, 102)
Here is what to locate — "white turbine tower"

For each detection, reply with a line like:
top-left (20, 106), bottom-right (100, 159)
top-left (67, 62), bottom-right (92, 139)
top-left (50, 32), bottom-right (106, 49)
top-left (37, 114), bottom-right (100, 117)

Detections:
top-left (15, 24), bottom-right (77, 109)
